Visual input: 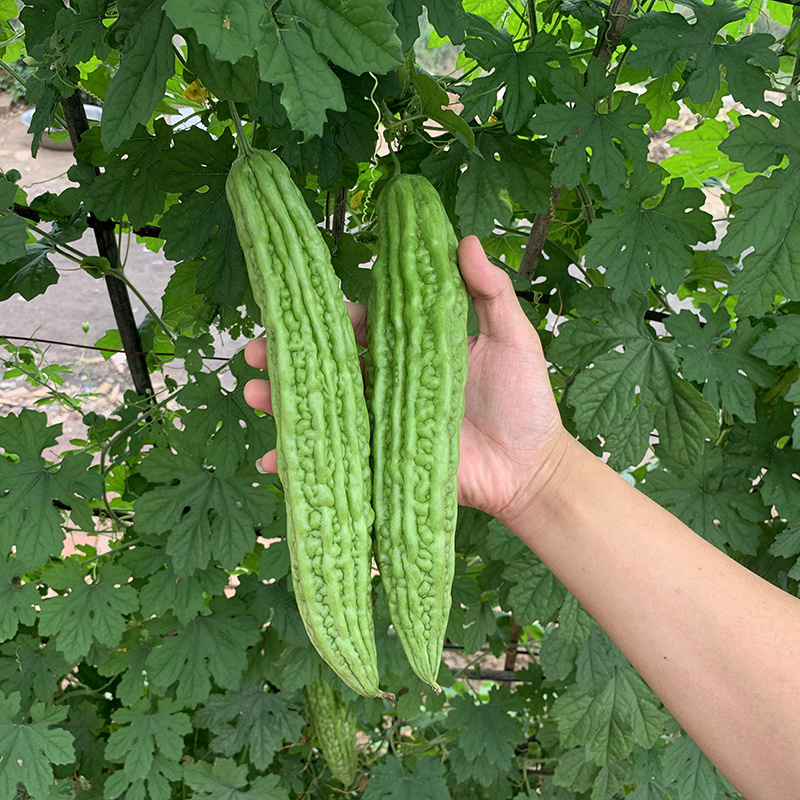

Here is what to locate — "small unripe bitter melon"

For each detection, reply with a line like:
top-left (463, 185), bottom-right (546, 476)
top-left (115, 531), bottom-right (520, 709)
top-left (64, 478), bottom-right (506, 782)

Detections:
top-left (304, 677), bottom-right (358, 787)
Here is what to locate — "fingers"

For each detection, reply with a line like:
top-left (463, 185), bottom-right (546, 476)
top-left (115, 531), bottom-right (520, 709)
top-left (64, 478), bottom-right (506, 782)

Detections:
top-left (347, 302), bottom-right (368, 348)
top-left (256, 449), bottom-right (278, 474)
top-left (243, 378), bottom-right (272, 415)
top-left (244, 337), bottom-right (268, 370)
top-left (457, 235), bottom-right (531, 344)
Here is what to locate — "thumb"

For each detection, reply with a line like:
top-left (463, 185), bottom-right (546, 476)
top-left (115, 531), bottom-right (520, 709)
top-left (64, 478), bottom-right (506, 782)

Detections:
top-left (457, 235), bottom-right (530, 343)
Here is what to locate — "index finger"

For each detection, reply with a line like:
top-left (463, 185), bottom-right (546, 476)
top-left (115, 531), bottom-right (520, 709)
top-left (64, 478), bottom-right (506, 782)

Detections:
top-left (243, 301), bottom-right (369, 371)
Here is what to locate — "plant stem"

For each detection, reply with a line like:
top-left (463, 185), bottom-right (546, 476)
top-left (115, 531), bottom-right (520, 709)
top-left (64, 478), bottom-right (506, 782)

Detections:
top-left (228, 100), bottom-right (253, 155)
top-left (526, 0), bottom-right (538, 41)
top-left (762, 364), bottom-right (800, 405)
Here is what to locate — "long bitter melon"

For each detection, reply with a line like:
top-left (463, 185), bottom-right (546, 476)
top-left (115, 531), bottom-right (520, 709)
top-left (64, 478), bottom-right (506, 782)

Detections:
top-left (226, 146), bottom-right (381, 698)
top-left (366, 173), bottom-right (469, 690)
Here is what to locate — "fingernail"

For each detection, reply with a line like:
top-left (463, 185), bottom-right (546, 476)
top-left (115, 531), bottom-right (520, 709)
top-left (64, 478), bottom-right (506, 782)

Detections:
top-left (255, 459), bottom-right (267, 474)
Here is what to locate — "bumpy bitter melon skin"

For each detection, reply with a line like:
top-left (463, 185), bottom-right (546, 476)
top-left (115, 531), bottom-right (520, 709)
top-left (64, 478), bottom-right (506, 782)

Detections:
top-left (366, 173), bottom-right (469, 689)
top-left (226, 148), bottom-right (381, 698)
top-left (303, 678), bottom-right (358, 787)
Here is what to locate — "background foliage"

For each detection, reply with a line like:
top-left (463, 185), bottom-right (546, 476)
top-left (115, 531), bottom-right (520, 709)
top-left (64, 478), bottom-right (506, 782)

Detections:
top-left (1, 0), bottom-right (799, 796)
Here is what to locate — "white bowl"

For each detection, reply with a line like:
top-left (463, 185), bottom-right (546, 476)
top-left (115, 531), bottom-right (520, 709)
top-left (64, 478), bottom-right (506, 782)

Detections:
top-left (20, 104), bottom-right (102, 150)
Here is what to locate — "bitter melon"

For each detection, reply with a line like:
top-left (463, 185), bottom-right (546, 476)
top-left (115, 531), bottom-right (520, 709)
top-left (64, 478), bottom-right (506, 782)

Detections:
top-left (226, 146), bottom-right (381, 698)
top-left (304, 677), bottom-right (358, 787)
top-left (365, 173), bottom-right (469, 690)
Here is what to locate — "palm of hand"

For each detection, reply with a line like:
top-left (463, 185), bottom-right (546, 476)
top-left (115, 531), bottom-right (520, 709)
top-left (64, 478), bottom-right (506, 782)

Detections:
top-left (457, 320), bottom-right (565, 523)
top-left (243, 236), bottom-right (566, 525)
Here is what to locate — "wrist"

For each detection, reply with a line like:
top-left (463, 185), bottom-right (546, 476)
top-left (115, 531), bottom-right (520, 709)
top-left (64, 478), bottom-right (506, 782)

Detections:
top-left (495, 427), bottom-right (583, 534)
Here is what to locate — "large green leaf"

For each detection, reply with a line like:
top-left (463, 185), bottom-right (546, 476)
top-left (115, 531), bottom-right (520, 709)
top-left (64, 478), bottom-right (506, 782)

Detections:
top-left (184, 758), bottom-right (291, 799)
top-left (718, 103), bottom-right (800, 313)
top-left (533, 59), bottom-right (651, 196)
top-left (0, 692), bottom-right (74, 798)
top-left (163, 0), bottom-right (274, 63)
top-left (463, 21), bottom-right (569, 132)
top-left (642, 444), bottom-right (767, 554)
top-left (194, 685), bottom-right (305, 769)
top-left (145, 603), bottom-right (261, 705)
top-left (627, 0), bottom-right (778, 111)
top-left (101, 0), bottom-right (176, 150)
top-left (0, 412), bottom-right (102, 569)
top-left (283, 0), bottom-right (403, 75)
top-left (258, 23), bottom-right (346, 140)
top-left (666, 307), bottom-right (776, 422)
top-left (105, 698), bottom-right (191, 784)
top-left (38, 562), bottom-right (139, 663)
top-left (551, 290), bottom-right (718, 467)
top-left (364, 757), bottom-right (451, 800)
top-left (134, 444), bottom-right (274, 575)
top-left (586, 169), bottom-right (715, 299)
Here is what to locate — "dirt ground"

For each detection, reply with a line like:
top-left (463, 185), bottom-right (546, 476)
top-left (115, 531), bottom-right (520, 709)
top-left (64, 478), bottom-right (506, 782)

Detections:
top-left (0, 94), bottom-right (243, 438)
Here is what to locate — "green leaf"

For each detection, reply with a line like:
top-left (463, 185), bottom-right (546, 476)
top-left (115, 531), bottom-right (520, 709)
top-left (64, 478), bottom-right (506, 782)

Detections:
top-left (593, 761), bottom-right (635, 800)
top-left (364, 756), bottom-right (451, 800)
top-left (331, 233), bottom-right (374, 305)
top-left (0, 241), bottom-right (59, 301)
top-left (179, 369), bottom-right (277, 478)
top-left (104, 752), bottom-right (182, 800)
top-left (84, 120), bottom-right (171, 229)
top-left (64, 700), bottom-right (107, 782)
top-left (55, 0), bottom-right (112, 65)
top-left (194, 684), bottom-right (305, 769)
top-left (411, 71), bottom-right (475, 149)
top-left (554, 667), bottom-right (667, 765)
top-left (642, 444), bottom-right (767, 555)
top-left (748, 314), bottom-right (800, 366)
top-left (138, 562), bottom-right (228, 624)
top-left (533, 59), bottom-right (651, 196)
top-left (283, 0), bottom-right (403, 75)
top-left (185, 758), bottom-right (291, 799)
top-left (105, 698), bottom-right (191, 781)
top-left (101, 0), bottom-right (176, 150)
top-left (661, 735), bottom-right (718, 800)
top-left (504, 552), bottom-right (567, 625)
top-left (38, 562), bottom-right (139, 663)
top-left (0, 411), bottom-right (102, 568)
top-left (134, 444), bottom-right (275, 576)
top-left (666, 308), bottom-right (776, 422)
top-left (0, 559), bottom-right (39, 642)
top-left (0, 635), bottom-right (69, 708)
top-left (163, 0), bottom-right (274, 62)
top-left (149, 126), bottom-right (248, 308)
top-left (719, 103), bottom-right (800, 313)
top-left (586, 168), bottom-right (715, 299)
top-left (145, 603), bottom-right (261, 705)
top-left (727, 400), bottom-right (800, 518)
top-left (464, 24), bottom-right (569, 132)
top-left (185, 31), bottom-right (259, 102)
top-left (638, 71), bottom-right (681, 131)
top-left (0, 692), bottom-right (74, 798)
top-left (660, 119), bottom-right (754, 193)
top-left (554, 290), bottom-right (718, 466)
top-left (576, 627), bottom-right (627, 695)
top-left (0, 215), bottom-right (28, 263)
top-left (627, 0), bottom-right (778, 111)
top-left (456, 133), bottom-right (512, 237)
top-left (539, 627), bottom-right (578, 681)
top-left (552, 748), bottom-right (600, 794)
top-left (258, 24), bottom-right (346, 140)
top-left (494, 134), bottom-right (553, 215)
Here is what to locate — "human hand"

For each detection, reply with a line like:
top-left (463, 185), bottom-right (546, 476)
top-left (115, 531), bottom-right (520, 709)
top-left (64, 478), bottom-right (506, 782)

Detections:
top-left (242, 235), bottom-right (569, 527)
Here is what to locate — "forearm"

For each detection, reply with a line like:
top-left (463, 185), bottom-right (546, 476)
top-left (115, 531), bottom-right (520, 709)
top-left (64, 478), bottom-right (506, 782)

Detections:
top-left (503, 435), bottom-right (800, 800)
